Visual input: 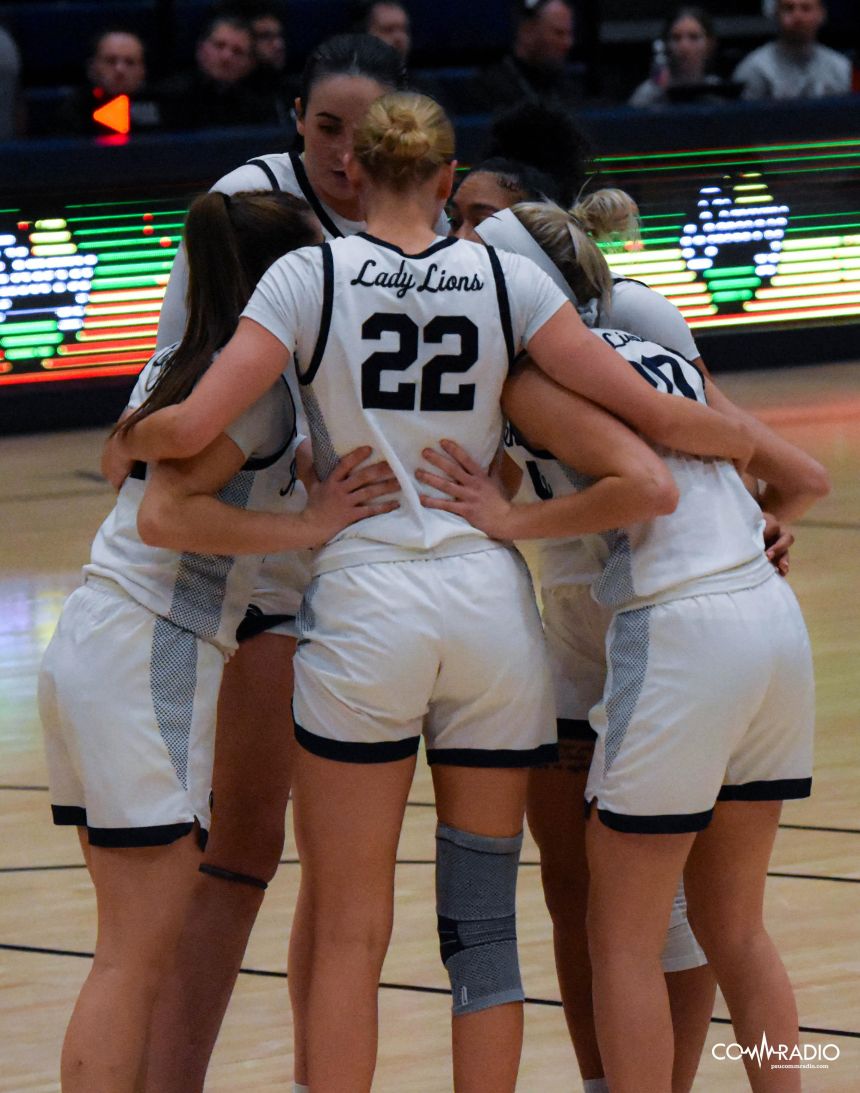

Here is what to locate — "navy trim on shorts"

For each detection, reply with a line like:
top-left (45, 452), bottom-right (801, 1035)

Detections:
top-left (558, 718), bottom-right (597, 742)
top-left (587, 799), bottom-right (714, 834)
top-left (426, 743), bottom-right (559, 768)
top-left (236, 606), bottom-right (296, 644)
top-left (52, 804), bottom-right (207, 849)
top-left (246, 157), bottom-right (282, 190)
top-left (300, 242), bottom-right (334, 386)
top-left (289, 151), bottom-right (343, 238)
top-left (718, 777), bottom-right (812, 802)
top-left (485, 245), bottom-right (515, 370)
top-left (295, 721), bottom-right (420, 764)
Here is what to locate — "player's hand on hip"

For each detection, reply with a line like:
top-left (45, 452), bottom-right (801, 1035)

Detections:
top-left (762, 511), bottom-right (793, 576)
top-left (303, 446), bottom-right (400, 543)
top-left (416, 439), bottom-right (513, 540)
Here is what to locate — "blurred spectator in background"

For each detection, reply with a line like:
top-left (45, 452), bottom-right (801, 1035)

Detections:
top-left (159, 13), bottom-right (278, 129)
top-left (235, 1), bottom-right (298, 125)
top-left (351, 0), bottom-right (411, 60)
top-left (473, 0), bottom-right (582, 114)
top-left (56, 28), bottom-right (163, 135)
top-left (734, 0), bottom-right (851, 99)
top-left (629, 7), bottom-right (725, 107)
top-left (0, 23), bottom-right (22, 139)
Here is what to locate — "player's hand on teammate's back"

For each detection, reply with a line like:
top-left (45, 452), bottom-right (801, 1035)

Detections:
top-left (416, 439), bottom-right (513, 541)
top-left (762, 511), bottom-right (793, 576)
top-left (300, 446), bottom-right (400, 546)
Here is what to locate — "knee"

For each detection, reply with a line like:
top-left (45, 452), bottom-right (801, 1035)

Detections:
top-left (436, 824), bottom-right (524, 1016)
top-left (204, 816), bottom-right (286, 885)
top-left (539, 857), bottom-right (588, 932)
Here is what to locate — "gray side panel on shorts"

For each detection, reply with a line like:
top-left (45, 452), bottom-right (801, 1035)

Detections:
top-left (150, 617), bottom-right (198, 789)
top-left (295, 575), bottom-right (320, 636)
top-left (604, 605), bottom-right (652, 775)
top-left (167, 472), bottom-right (253, 638)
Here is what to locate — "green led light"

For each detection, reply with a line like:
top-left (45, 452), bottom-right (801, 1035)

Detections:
top-left (596, 138), bottom-right (860, 165)
top-left (703, 277), bottom-right (761, 291)
top-left (81, 248), bottom-right (179, 263)
top-left (711, 289), bottom-right (755, 303)
top-left (75, 236), bottom-right (182, 250)
top-left (1, 332), bottom-right (64, 349)
top-left (94, 261), bottom-right (173, 277)
top-left (0, 320), bottom-right (58, 336)
top-left (90, 275), bottom-right (169, 289)
top-left (4, 345), bottom-right (59, 359)
top-left (703, 266), bottom-right (757, 279)
top-left (71, 222), bottom-right (185, 237)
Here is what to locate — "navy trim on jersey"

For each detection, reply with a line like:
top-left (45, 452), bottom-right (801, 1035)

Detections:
top-left (295, 721), bottom-right (420, 763)
top-left (51, 804), bottom-right (87, 826)
top-left (590, 801), bottom-right (714, 834)
top-left (289, 151), bottom-right (343, 238)
top-left (356, 232), bottom-right (457, 259)
top-left (300, 243), bottom-right (334, 386)
top-left (486, 245), bottom-right (515, 370)
top-left (129, 460), bottom-right (147, 481)
top-left (246, 157), bottom-right (281, 191)
top-left (558, 718), bottom-right (597, 742)
top-left (236, 606), bottom-right (295, 643)
top-left (426, 743), bottom-right (559, 768)
top-left (718, 777), bottom-right (812, 802)
top-left (507, 421), bottom-right (555, 460)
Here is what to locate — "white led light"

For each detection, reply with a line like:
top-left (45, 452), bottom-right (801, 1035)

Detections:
top-left (688, 259), bottom-right (713, 270)
top-left (756, 265), bottom-right (777, 275)
top-left (682, 248), bottom-right (695, 259)
top-left (693, 235), bottom-right (706, 245)
top-left (0, 235), bottom-right (14, 246)
top-left (705, 246), bottom-right (718, 257)
top-left (58, 318), bottom-right (84, 330)
top-left (700, 211), bottom-right (712, 219)
top-left (684, 224), bottom-right (697, 233)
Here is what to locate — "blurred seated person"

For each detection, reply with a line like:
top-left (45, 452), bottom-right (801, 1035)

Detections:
top-left (734, 0), bottom-right (851, 99)
top-left (0, 23), bottom-right (22, 139)
top-left (56, 28), bottom-right (163, 135)
top-left (159, 13), bottom-right (278, 130)
top-left (630, 7), bottom-right (729, 107)
top-left (351, 0), bottom-right (411, 60)
top-left (473, 0), bottom-right (583, 114)
top-left (215, 0), bottom-right (298, 124)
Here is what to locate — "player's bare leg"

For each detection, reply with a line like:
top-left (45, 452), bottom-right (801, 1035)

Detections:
top-left (144, 633), bottom-right (297, 1093)
top-left (433, 764), bottom-right (530, 1093)
top-left (293, 747), bottom-right (416, 1093)
top-left (685, 800), bottom-right (800, 1092)
top-left (62, 828), bottom-right (201, 1092)
top-left (586, 815), bottom-right (695, 1093)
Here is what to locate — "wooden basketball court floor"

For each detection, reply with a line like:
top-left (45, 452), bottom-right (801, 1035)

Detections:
top-left (1, 361), bottom-right (858, 1091)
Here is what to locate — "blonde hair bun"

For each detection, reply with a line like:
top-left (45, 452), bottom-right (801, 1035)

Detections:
top-left (355, 92), bottom-right (455, 189)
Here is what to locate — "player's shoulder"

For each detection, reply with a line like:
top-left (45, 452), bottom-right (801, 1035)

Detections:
top-left (211, 153), bottom-right (297, 197)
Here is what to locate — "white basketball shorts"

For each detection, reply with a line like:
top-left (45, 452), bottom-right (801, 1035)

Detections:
top-left (39, 577), bottom-right (224, 847)
top-left (586, 574), bottom-right (814, 833)
top-left (542, 582), bottom-right (613, 739)
top-left (293, 547), bottom-right (557, 765)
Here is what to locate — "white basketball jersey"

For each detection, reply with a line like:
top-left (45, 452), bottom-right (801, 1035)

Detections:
top-left (86, 348), bottom-right (298, 651)
top-left (243, 234), bottom-right (568, 572)
top-left (510, 330), bottom-right (770, 610)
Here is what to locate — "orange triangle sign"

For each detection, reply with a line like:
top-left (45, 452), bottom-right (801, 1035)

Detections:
top-left (93, 94), bottom-right (131, 135)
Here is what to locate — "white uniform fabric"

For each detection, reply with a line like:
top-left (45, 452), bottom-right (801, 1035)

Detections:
top-left (586, 576), bottom-right (815, 832)
top-left (542, 583), bottom-right (612, 729)
top-left (244, 234), bottom-right (568, 573)
top-left (602, 278), bottom-right (699, 363)
top-left (244, 232), bottom-right (567, 762)
top-left (87, 349), bottom-right (297, 654)
top-left (156, 153), bottom-right (449, 634)
top-left (40, 353), bottom-right (295, 845)
top-left (40, 577), bottom-right (223, 846)
top-left (293, 549), bottom-right (557, 764)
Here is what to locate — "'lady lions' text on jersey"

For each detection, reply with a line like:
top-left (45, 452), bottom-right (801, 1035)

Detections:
top-left (243, 233), bottom-right (568, 573)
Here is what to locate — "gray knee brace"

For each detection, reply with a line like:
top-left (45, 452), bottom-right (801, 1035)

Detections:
top-left (435, 823), bottom-right (524, 1016)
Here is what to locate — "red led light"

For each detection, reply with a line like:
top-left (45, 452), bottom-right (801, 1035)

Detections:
top-left (142, 226), bottom-right (154, 235)
top-left (159, 237), bottom-right (171, 247)
top-left (143, 213), bottom-right (154, 222)
top-left (17, 221), bottom-right (29, 230)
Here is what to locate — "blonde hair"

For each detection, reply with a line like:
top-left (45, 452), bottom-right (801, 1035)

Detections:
top-left (512, 201), bottom-right (612, 310)
top-left (574, 187), bottom-right (642, 252)
top-left (354, 91), bottom-right (455, 191)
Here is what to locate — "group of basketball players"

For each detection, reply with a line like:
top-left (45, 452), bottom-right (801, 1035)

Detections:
top-left (38, 30), bottom-right (830, 1093)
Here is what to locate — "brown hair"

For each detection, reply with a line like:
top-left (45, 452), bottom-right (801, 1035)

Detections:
top-left (353, 91), bottom-right (454, 191)
top-left (512, 201), bottom-right (613, 310)
top-left (119, 190), bottom-right (318, 432)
